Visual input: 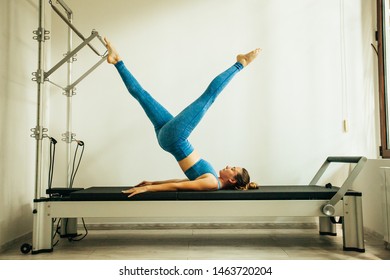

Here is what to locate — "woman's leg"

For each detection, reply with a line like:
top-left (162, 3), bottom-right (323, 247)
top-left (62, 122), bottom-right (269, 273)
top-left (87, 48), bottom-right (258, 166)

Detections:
top-left (158, 48), bottom-right (261, 158)
top-left (106, 37), bottom-right (260, 161)
top-left (115, 61), bottom-right (173, 134)
top-left (157, 62), bottom-right (244, 160)
top-left (105, 37), bottom-right (173, 134)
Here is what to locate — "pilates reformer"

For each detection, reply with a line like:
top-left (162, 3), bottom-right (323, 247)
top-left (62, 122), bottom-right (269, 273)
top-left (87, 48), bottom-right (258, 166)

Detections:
top-left (27, 0), bottom-right (367, 255)
top-left (24, 156), bottom-right (367, 254)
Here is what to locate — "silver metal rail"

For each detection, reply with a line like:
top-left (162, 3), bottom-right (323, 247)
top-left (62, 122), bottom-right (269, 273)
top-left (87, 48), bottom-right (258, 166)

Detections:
top-left (309, 156), bottom-right (367, 216)
top-left (63, 0), bottom-right (74, 190)
top-left (32, 0), bottom-right (48, 200)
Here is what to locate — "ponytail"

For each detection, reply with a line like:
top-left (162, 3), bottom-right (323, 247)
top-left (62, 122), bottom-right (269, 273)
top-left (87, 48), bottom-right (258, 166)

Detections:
top-left (233, 168), bottom-right (259, 190)
top-left (236, 181), bottom-right (258, 190)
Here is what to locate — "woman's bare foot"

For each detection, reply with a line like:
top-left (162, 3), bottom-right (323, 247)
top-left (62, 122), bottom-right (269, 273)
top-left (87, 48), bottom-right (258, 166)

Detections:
top-left (104, 37), bottom-right (121, 64)
top-left (236, 48), bottom-right (261, 67)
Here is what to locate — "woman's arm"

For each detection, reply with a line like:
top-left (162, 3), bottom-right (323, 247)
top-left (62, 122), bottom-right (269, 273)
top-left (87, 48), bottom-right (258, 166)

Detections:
top-left (123, 175), bottom-right (218, 197)
top-left (136, 179), bottom-right (189, 187)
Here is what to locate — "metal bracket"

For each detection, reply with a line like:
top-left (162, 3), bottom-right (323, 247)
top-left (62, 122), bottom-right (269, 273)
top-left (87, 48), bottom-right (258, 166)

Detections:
top-left (33, 27), bottom-right (50, 42)
top-left (30, 126), bottom-right (48, 140)
top-left (32, 69), bottom-right (47, 84)
top-left (64, 52), bottom-right (77, 63)
top-left (63, 89), bottom-right (76, 97)
top-left (62, 131), bottom-right (76, 144)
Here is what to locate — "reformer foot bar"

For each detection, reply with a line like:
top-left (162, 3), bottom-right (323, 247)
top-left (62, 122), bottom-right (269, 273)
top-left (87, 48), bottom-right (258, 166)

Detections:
top-left (30, 156), bottom-right (367, 254)
top-left (43, 2), bottom-right (107, 92)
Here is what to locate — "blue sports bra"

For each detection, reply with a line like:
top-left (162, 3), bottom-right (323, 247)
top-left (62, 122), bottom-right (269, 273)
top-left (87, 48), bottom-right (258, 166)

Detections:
top-left (184, 159), bottom-right (221, 190)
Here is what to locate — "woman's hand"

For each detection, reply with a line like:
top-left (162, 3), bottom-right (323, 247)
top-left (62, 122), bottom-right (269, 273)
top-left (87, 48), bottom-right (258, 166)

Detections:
top-left (134, 180), bottom-right (153, 187)
top-left (122, 186), bottom-right (149, 198)
top-left (122, 180), bottom-right (154, 198)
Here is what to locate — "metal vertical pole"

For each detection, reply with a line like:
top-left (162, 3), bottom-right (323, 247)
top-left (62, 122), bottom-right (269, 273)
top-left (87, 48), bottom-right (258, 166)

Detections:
top-left (34, 0), bottom-right (46, 199)
top-left (62, 4), bottom-right (78, 238)
top-left (65, 9), bottom-right (73, 189)
top-left (32, 0), bottom-right (54, 255)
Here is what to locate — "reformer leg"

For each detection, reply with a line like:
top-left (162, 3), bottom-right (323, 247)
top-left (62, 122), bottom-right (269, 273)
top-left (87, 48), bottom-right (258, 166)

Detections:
top-left (342, 195), bottom-right (365, 252)
top-left (60, 218), bottom-right (78, 238)
top-left (319, 217), bottom-right (337, 236)
top-left (32, 200), bottom-right (53, 254)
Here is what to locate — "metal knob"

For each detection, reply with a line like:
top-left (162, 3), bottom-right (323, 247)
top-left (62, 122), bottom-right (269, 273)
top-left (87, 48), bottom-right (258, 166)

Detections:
top-left (322, 204), bottom-right (335, 216)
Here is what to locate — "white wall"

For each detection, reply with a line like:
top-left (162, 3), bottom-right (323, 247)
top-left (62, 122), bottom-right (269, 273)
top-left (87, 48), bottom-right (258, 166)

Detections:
top-left (0, 0), bottom-right (51, 250)
top-left (0, 0), bottom-right (386, 250)
top-left (49, 0), bottom-right (379, 186)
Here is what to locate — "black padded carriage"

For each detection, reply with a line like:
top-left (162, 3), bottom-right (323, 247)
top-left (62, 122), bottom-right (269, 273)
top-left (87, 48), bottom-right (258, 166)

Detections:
top-left (68, 185), bottom-right (362, 201)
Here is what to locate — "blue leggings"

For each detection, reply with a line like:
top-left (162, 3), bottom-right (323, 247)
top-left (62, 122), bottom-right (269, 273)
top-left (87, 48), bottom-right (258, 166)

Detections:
top-left (115, 60), bottom-right (243, 161)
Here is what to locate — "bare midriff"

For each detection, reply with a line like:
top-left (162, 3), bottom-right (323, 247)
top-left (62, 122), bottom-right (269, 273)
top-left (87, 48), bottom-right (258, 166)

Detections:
top-left (178, 150), bottom-right (201, 173)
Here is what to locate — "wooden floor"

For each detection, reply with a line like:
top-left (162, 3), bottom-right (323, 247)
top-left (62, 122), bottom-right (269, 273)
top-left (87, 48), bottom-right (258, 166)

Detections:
top-left (1, 225), bottom-right (390, 260)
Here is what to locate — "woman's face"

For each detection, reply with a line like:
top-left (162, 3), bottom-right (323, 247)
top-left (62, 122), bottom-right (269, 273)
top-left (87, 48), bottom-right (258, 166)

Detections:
top-left (219, 166), bottom-right (242, 182)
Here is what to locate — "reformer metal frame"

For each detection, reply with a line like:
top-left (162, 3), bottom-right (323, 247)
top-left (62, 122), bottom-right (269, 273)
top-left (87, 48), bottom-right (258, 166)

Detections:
top-left (31, 194), bottom-right (365, 254)
top-left (31, 157), bottom-right (366, 254)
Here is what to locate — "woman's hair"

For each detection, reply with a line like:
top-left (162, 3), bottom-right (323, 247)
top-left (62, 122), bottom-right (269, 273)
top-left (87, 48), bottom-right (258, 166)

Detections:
top-left (226, 168), bottom-right (258, 190)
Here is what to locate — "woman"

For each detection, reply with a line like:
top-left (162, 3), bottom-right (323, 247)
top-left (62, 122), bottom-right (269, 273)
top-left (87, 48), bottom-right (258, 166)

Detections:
top-left (104, 38), bottom-right (260, 197)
